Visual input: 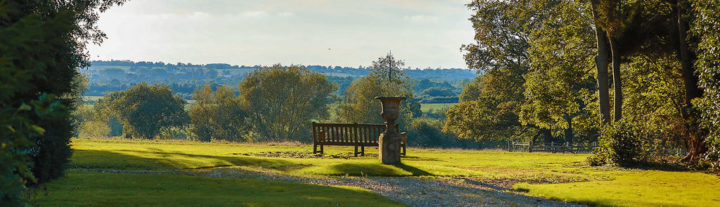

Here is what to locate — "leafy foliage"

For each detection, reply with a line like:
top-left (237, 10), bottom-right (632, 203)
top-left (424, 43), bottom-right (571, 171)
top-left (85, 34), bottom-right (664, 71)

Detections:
top-left (103, 83), bottom-right (189, 139)
top-left (336, 53), bottom-right (421, 127)
top-left (520, 0), bottom-right (599, 144)
top-left (239, 65), bottom-right (335, 142)
top-left (445, 0), bottom-right (539, 141)
top-left (1, 0), bottom-right (123, 205)
top-left (693, 0), bottom-right (720, 169)
top-left (189, 85), bottom-right (249, 142)
top-left (589, 120), bottom-right (644, 166)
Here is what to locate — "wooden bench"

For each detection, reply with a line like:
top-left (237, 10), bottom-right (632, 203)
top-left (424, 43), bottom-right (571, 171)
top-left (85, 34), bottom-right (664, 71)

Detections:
top-left (312, 122), bottom-right (406, 157)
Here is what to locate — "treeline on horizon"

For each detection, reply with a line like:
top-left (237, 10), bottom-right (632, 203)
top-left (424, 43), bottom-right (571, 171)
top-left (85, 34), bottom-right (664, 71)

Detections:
top-left (77, 57), bottom-right (485, 150)
top-left (84, 60), bottom-right (475, 103)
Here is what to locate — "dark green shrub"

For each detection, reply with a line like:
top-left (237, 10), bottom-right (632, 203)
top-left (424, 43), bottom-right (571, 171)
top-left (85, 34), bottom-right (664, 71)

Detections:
top-left (589, 120), bottom-right (644, 167)
top-left (30, 101), bottom-right (73, 185)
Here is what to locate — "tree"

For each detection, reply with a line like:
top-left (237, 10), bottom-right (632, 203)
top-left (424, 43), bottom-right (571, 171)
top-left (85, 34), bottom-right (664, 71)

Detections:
top-left (520, 0), bottom-right (599, 145)
top-left (692, 0), bottom-right (720, 168)
top-left (590, 0), bottom-right (612, 124)
top-left (0, 0), bottom-right (124, 204)
top-left (336, 53), bottom-right (420, 127)
top-left (239, 65), bottom-right (335, 142)
top-left (104, 83), bottom-right (189, 139)
top-left (369, 52), bottom-right (409, 83)
top-left (189, 84), bottom-right (249, 142)
top-left (445, 0), bottom-right (538, 142)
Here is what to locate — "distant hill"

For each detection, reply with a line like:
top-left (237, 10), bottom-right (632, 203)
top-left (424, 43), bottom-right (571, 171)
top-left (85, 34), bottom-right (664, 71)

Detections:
top-left (83, 60), bottom-right (477, 102)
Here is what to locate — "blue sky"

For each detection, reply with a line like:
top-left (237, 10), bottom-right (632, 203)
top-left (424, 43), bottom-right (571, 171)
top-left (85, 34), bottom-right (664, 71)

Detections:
top-left (88, 0), bottom-right (474, 68)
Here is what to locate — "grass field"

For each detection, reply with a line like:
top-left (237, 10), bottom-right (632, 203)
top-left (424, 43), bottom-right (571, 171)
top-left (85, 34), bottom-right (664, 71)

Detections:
top-left (35, 170), bottom-right (402, 207)
top-left (420, 103), bottom-right (456, 113)
top-left (35, 139), bottom-right (720, 206)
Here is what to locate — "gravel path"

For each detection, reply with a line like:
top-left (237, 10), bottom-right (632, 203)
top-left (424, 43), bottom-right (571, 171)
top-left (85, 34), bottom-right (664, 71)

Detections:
top-left (79, 167), bottom-right (583, 206)
top-left (187, 167), bottom-right (584, 207)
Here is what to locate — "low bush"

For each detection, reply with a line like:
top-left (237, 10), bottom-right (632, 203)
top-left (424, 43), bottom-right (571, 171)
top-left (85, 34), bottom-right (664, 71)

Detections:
top-left (588, 120), bottom-right (644, 167)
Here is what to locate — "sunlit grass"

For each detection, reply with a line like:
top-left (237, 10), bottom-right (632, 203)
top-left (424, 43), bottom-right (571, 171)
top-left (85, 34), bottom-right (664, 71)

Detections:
top-left (69, 138), bottom-right (591, 178)
top-left (514, 170), bottom-right (720, 207)
top-left (66, 139), bottom-right (720, 206)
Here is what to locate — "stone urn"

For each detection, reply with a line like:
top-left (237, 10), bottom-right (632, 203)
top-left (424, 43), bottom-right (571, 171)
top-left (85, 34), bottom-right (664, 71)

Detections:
top-left (375, 96), bottom-right (405, 164)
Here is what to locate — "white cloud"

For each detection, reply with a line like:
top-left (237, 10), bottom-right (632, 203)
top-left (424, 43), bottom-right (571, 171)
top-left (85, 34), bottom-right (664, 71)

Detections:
top-left (90, 0), bottom-right (475, 68)
top-left (277, 11), bottom-right (294, 17)
top-left (404, 15), bottom-right (440, 23)
top-left (241, 10), bottom-right (269, 18)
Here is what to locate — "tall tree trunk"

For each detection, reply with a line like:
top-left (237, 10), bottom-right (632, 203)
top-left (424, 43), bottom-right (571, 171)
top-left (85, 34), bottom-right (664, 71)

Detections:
top-left (565, 114), bottom-right (573, 146)
top-left (591, 2), bottom-right (611, 125)
top-left (675, 0), bottom-right (705, 161)
top-left (609, 37), bottom-right (623, 122)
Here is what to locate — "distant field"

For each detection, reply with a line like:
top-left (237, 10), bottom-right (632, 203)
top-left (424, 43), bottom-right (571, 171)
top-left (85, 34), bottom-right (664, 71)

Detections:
top-left (82, 96), bottom-right (196, 110)
top-left (82, 96), bottom-right (103, 102)
top-left (420, 103), bottom-right (456, 112)
top-left (34, 139), bottom-right (720, 206)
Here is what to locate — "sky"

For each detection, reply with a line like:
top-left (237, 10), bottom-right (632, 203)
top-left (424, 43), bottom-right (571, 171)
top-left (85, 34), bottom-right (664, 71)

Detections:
top-left (88, 0), bottom-right (475, 69)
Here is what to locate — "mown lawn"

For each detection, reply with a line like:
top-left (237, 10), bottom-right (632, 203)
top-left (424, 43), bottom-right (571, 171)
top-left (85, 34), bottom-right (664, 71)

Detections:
top-left (34, 170), bottom-right (402, 207)
top-left (37, 139), bottom-right (720, 207)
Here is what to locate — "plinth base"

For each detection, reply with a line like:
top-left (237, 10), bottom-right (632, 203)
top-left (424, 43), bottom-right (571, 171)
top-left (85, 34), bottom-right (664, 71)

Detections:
top-left (378, 130), bottom-right (402, 164)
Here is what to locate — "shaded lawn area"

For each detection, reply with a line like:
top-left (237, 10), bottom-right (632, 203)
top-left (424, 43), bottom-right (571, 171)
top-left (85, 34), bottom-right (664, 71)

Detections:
top-left (66, 139), bottom-right (720, 207)
top-left (34, 170), bottom-right (404, 207)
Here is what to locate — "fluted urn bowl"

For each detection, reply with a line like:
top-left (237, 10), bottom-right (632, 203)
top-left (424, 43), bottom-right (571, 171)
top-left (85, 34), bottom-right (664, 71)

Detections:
top-left (375, 97), bottom-right (405, 123)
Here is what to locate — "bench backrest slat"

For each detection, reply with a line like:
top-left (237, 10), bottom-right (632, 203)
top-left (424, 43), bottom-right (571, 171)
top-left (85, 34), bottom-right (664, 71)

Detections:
top-left (313, 122), bottom-right (386, 145)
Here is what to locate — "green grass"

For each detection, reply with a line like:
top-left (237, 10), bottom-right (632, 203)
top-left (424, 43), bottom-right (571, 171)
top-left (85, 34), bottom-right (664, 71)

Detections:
top-left (34, 170), bottom-right (402, 207)
top-left (40, 139), bottom-right (720, 206)
top-left (514, 170), bottom-right (720, 207)
top-left (68, 139), bottom-right (590, 178)
top-left (420, 103), bottom-right (456, 113)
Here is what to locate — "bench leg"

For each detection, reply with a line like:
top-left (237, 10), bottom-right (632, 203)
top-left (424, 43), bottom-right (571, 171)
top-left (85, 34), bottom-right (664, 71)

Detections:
top-left (354, 146), bottom-right (358, 157)
top-left (361, 146), bottom-right (365, 156)
top-left (313, 143), bottom-right (317, 154)
top-left (402, 144), bottom-right (406, 156)
top-left (320, 145), bottom-right (324, 154)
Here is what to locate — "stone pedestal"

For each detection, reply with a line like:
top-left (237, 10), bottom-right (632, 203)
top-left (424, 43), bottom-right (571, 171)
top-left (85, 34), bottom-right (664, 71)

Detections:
top-left (378, 125), bottom-right (402, 164)
top-left (375, 96), bottom-right (405, 165)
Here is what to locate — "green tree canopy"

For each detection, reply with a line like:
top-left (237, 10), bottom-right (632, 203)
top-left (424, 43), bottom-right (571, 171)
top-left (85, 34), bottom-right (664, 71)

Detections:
top-left (189, 84), bottom-right (249, 142)
top-left (239, 65), bottom-right (335, 142)
top-left (336, 53), bottom-right (420, 127)
top-left (101, 83), bottom-right (189, 139)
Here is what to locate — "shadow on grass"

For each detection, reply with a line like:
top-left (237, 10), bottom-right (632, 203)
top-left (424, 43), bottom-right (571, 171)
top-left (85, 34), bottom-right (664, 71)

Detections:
top-left (34, 170), bottom-right (405, 207)
top-left (73, 149), bottom-right (310, 172)
top-left (623, 161), bottom-right (694, 172)
top-left (330, 163), bottom-right (433, 176)
top-left (393, 163), bottom-right (433, 176)
top-left (331, 163), bottom-right (402, 176)
top-left (72, 149), bottom-right (177, 170)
